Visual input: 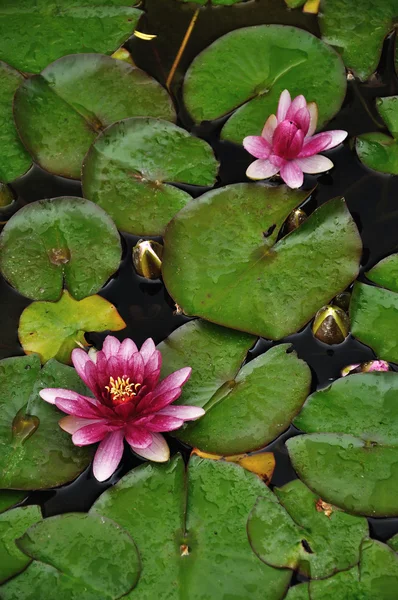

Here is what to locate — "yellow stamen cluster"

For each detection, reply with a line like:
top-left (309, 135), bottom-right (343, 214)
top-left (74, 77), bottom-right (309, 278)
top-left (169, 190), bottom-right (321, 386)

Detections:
top-left (105, 376), bottom-right (141, 405)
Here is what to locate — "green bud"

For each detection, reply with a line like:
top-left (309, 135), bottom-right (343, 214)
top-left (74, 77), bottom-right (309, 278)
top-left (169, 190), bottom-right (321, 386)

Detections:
top-left (132, 240), bottom-right (163, 280)
top-left (285, 208), bottom-right (306, 233)
top-left (312, 305), bottom-right (350, 345)
top-left (333, 291), bottom-right (351, 311)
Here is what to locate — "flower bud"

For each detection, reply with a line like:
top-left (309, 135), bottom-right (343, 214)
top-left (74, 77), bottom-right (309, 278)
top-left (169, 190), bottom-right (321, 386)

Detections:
top-left (341, 360), bottom-right (390, 377)
top-left (312, 305), bottom-right (350, 345)
top-left (333, 291), bottom-right (351, 312)
top-left (132, 240), bottom-right (163, 280)
top-left (285, 208), bottom-right (306, 232)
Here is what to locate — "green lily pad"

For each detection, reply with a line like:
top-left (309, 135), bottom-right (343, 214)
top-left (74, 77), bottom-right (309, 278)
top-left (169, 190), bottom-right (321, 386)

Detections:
top-left (162, 185), bottom-right (362, 339)
top-left (177, 0), bottom-right (243, 4)
top-left (0, 506), bottom-right (42, 583)
top-left (0, 1), bottom-right (143, 74)
top-left (350, 282), bottom-right (398, 364)
top-left (248, 479), bottom-right (368, 579)
top-left (285, 584), bottom-right (310, 600)
top-left (0, 197), bottom-right (122, 302)
top-left (91, 454), bottom-right (292, 600)
top-left (14, 54), bottom-right (175, 180)
top-left (160, 325), bottom-right (311, 453)
top-left (82, 117), bottom-right (219, 235)
top-left (0, 492), bottom-right (26, 514)
top-left (1, 513), bottom-right (141, 600)
top-left (356, 97), bottom-right (398, 175)
top-left (367, 253), bottom-right (398, 293)
top-left (319, 0), bottom-right (397, 80)
top-left (0, 61), bottom-right (31, 183)
top-left (307, 539), bottom-right (398, 600)
top-left (183, 25), bottom-right (346, 143)
top-left (0, 184), bottom-right (15, 209)
top-left (0, 354), bottom-right (94, 490)
top-left (290, 371), bottom-right (398, 516)
top-left (388, 534), bottom-right (398, 552)
top-left (19, 290), bottom-right (126, 364)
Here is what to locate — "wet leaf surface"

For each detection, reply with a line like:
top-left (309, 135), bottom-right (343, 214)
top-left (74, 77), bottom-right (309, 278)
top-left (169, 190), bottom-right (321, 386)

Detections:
top-left (1, 513), bottom-right (140, 599)
top-left (0, 62), bottom-right (32, 183)
top-left (162, 185), bottom-right (362, 339)
top-left (0, 492), bottom-right (26, 514)
top-left (183, 24), bottom-right (346, 143)
top-left (0, 197), bottom-right (122, 302)
top-left (91, 454), bottom-right (292, 600)
top-left (0, 506), bottom-right (42, 584)
top-left (14, 54), bottom-right (175, 179)
top-left (0, 1), bottom-right (143, 74)
top-left (367, 253), bottom-right (398, 293)
top-left (82, 117), bottom-right (219, 234)
top-left (356, 97), bottom-right (398, 175)
top-left (350, 282), bottom-right (398, 364)
top-left (388, 534), bottom-right (398, 552)
top-left (248, 479), bottom-right (368, 578)
top-left (19, 290), bottom-right (126, 364)
top-left (0, 355), bottom-right (94, 490)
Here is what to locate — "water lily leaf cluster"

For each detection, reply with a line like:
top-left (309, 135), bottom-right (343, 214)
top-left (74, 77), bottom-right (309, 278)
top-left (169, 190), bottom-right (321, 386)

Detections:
top-left (356, 97), bottom-right (398, 175)
top-left (162, 185), bottom-right (362, 339)
top-left (158, 320), bottom-right (311, 453)
top-left (183, 24), bottom-right (346, 143)
top-left (289, 371), bottom-right (398, 515)
top-left (19, 291), bottom-right (126, 364)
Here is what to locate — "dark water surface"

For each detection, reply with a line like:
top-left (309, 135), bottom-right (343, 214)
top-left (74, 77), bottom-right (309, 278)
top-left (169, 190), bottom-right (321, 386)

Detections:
top-left (1, 0), bottom-right (398, 578)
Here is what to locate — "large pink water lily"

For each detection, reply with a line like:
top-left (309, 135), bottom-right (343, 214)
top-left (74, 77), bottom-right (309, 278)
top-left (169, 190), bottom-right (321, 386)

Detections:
top-left (243, 90), bottom-right (347, 189)
top-left (40, 336), bottom-right (204, 481)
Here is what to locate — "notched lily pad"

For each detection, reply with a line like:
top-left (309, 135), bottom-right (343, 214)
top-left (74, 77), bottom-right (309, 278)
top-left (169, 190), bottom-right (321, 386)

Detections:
top-left (289, 371), bottom-right (398, 515)
top-left (162, 185), bottom-right (362, 339)
top-left (0, 505), bottom-right (42, 584)
top-left (82, 117), bottom-right (219, 235)
top-left (183, 24), bottom-right (346, 143)
top-left (91, 454), bottom-right (292, 600)
top-left (367, 253), bottom-right (398, 293)
top-left (248, 479), bottom-right (368, 579)
top-left (19, 290), bottom-right (126, 364)
top-left (0, 61), bottom-right (32, 183)
top-left (356, 97), bottom-right (398, 174)
top-left (0, 197), bottom-right (122, 302)
top-left (1, 513), bottom-right (141, 600)
top-left (14, 54), bottom-right (175, 179)
top-left (0, 355), bottom-right (94, 490)
top-left (0, 1), bottom-right (143, 74)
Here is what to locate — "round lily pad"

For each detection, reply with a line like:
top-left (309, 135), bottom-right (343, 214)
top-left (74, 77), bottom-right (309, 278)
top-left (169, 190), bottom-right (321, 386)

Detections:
top-left (19, 290), bottom-right (126, 364)
top-left (0, 506), bottom-right (42, 584)
top-left (0, 354), bottom-right (94, 490)
top-left (91, 454), bottom-right (292, 600)
top-left (82, 117), bottom-right (219, 235)
top-left (0, 197), bottom-right (122, 302)
top-left (289, 371), bottom-right (398, 516)
top-left (388, 534), bottom-right (398, 552)
top-left (183, 25), bottom-right (346, 143)
top-left (367, 253), bottom-right (398, 293)
top-left (1, 514), bottom-right (141, 600)
top-left (350, 282), bottom-right (398, 364)
top-left (320, 0), bottom-right (397, 80)
top-left (0, 1), bottom-right (143, 74)
top-left (0, 492), bottom-right (26, 515)
top-left (160, 321), bottom-right (311, 453)
top-left (356, 97), bottom-right (398, 175)
top-left (248, 479), bottom-right (368, 579)
top-left (0, 61), bottom-right (32, 183)
top-left (14, 54), bottom-right (175, 179)
top-left (162, 185), bottom-right (362, 339)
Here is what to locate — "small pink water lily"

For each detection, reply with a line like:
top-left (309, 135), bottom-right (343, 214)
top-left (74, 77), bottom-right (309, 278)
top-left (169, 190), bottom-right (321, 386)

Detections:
top-left (39, 336), bottom-right (204, 482)
top-left (243, 89), bottom-right (348, 189)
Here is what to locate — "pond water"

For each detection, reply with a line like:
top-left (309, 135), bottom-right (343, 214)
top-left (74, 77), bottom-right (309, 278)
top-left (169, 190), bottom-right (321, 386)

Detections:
top-left (1, 0), bottom-right (398, 586)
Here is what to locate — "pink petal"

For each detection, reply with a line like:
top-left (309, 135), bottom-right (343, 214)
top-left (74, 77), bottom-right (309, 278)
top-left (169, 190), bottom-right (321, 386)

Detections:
top-left (83, 360), bottom-right (103, 398)
top-left (55, 396), bottom-right (102, 418)
top-left (269, 154), bottom-right (285, 169)
top-left (59, 415), bottom-right (106, 434)
top-left (132, 433), bottom-right (170, 462)
top-left (72, 422), bottom-right (112, 446)
top-left (293, 107), bottom-right (310, 136)
top-left (299, 130), bottom-right (347, 158)
top-left (261, 114), bottom-right (278, 144)
top-left (295, 155), bottom-right (334, 174)
top-left (93, 430), bottom-right (125, 482)
top-left (158, 405), bottom-right (205, 421)
top-left (280, 161), bottom-right (304, 189)
top-left (153, 367), bottom-right (191, 397)
top-left (145, 415), bottom-right (185, 432)
top-left (118, 338), bottom-right (138, 367)
top-left (138, 387), bottom-right (182, 414)
top-left (102, 336), bottom-right (121, 358)
top-left (273, 121), bottom-right (299, 157)
top-left (286, 95), bottom-right (307, 120)
top-left (307, 102), bottom-right (318, 137)
top-left (144, 351), bottom-right (162, 379)
top-left (125, 425), bottom-right (152, 449)
top-left (277, 89), bottom-right (291, 122)
top-left (243, 136), bottom-right (271, 159)
top-left (285, 128), bottom-right (304, 159)
top-left (71, 349), bottom-right (93, 386)
top-left (139, 338), bottom-right (156, 364)
top-left (125, 352), bottom-right (145, 383)
top-left (246, 159), bottom-right (280, 180)
top-left (40, 388), bottom-right (82, 405)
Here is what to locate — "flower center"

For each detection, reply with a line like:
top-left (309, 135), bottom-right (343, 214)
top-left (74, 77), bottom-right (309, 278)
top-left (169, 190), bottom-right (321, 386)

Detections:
top-left (105, 376), bottom-right (141, 406)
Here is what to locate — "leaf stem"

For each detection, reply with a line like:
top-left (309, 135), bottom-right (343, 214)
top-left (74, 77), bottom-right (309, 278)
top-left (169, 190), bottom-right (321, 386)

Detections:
top-left (166, 8), bottom-right (200, 91)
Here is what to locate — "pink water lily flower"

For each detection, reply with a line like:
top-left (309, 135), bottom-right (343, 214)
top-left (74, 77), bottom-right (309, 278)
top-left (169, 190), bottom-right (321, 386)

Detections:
top-left (40, 336), bottom-right (204, 482)
top-left (243, 90), bottom-right (348, 189)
